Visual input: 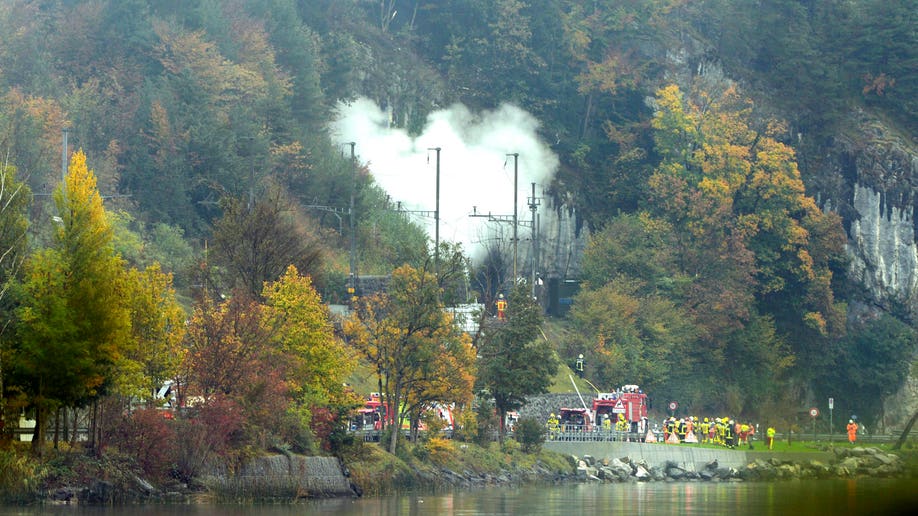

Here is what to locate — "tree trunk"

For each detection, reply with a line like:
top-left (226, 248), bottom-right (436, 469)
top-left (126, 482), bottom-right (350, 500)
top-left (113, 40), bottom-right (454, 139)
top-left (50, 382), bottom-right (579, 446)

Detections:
top-left (61, 406), bottom-right (69, 444)
top-left (70, 408), bottom-right (78, 447)
top-left (893, 410), bottom-right (918, 450)
top-left (89, 400), bottom-right (97, 453)
top-left (377, 375), bottom-right (385, 429)
top-left (31, 405), bottom-right (45, 457)
top-left (95, 400), bottom-right (105, 454)
top-left (388, 414), bottom-right (400, 453)
top-left (388, 385), bottom-right (401, 454)
top-left (0, 340), bottom-right (4, 443)
top-left (410, 409), bottom-right (420, 442)
top-left (53, 407), bottom-right (60, 450)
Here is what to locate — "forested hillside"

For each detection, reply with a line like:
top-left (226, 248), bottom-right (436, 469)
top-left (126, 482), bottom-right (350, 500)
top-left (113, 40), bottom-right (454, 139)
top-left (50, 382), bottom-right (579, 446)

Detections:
top-left (0, 0), bottom-right (916, 444)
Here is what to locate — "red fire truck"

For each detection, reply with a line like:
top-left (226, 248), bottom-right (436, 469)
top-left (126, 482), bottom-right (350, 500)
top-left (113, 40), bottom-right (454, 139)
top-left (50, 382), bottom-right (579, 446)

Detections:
top-left (351, 393), bottom-right (388, 432)
top-left (350, 394), bottom-right (451, 434)
top-left (592, 385), bottom-right (648, 433)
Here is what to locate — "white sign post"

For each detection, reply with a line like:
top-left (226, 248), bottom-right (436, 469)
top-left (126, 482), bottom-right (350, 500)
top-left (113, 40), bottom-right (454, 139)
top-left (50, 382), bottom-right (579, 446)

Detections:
top-left (828, 397), bottom-right (834, 437)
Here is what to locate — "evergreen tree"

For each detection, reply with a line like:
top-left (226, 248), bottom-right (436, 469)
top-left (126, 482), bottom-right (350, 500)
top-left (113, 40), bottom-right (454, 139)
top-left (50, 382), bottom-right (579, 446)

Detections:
top-left (476, 284), bottom-right (558, 441)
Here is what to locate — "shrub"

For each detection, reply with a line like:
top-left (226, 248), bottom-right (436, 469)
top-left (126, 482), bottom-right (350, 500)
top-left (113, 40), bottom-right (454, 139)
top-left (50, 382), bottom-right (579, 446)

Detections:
top-left (0, 449), bottom-right (40, 503)
top-left (278, 405), bottom-right (317, 454)
top-left (501, 437), bottom-right (521, 454)
top-left (108, 409), bottom-right (178, 480)
top-left (423, 437), bottom-right (455, 465)
top-left (171, 397), bottom-right (246, 483)
top-left (514, 417), bottom-right (546, 453)
top-left (451, 406), bottom-right (478, 442)
top-left (310, 406), bottom-right (338, 452)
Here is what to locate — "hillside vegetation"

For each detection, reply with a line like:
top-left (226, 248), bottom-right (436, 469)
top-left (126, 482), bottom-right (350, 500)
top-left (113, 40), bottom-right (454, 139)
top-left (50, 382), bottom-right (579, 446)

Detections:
top-left (0, 0), bottom-right (915, 477)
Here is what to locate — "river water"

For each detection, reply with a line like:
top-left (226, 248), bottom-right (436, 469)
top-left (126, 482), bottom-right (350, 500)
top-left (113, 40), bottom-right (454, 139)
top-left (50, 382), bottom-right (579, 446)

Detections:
top-left (2, 479), bottom-right (917, 515)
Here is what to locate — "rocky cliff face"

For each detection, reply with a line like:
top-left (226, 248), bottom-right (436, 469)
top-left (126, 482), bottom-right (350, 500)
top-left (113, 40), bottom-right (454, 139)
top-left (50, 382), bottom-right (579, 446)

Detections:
top-left (813, 111), bottom-right (918, 431)
top-left (829, 112), bottom-right (918, 315)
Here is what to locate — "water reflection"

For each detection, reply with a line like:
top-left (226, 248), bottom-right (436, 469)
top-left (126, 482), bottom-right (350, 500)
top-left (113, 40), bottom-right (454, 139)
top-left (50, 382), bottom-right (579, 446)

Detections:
top-left (2, 479), bottom-right (917, 516)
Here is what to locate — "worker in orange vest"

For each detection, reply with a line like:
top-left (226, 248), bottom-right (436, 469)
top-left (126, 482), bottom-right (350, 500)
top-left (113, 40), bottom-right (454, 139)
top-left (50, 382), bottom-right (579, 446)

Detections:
top-left (495, 293), bottom-right (508, 321)
top-left (847, 419), bottom-right (858, 444)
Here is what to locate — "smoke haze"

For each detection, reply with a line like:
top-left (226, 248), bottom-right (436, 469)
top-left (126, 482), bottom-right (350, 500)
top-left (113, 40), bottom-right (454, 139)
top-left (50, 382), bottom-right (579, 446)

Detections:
top-left (331, 97), bottom-right (559, 260)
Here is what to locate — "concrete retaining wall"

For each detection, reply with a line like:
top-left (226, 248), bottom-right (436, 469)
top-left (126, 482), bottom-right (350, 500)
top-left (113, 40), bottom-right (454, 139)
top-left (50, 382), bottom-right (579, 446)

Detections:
top-left (202, 455), bottom-right (353, 498)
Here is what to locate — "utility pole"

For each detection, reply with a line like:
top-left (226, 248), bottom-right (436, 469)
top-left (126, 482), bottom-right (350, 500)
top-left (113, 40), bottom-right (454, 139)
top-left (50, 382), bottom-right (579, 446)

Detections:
top-left (347, 142), bottom-right (359, 304)
top-left (507, 153), bottom-right (519, 281)
top-left (428, 147), bottom-right (441, 280)
top-left (528, 182), bottom-right (540, 298)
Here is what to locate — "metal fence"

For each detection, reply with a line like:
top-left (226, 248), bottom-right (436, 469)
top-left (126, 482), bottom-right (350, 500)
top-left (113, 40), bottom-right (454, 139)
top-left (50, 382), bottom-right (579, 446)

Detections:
top-left (547, 429), bottom-right (646, 442)
top-left (545, 429), bottom-right (902, 445)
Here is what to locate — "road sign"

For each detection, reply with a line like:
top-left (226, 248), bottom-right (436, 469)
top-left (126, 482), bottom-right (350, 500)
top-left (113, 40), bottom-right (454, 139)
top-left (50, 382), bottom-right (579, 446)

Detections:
top-left (612, 399), bottom-right (626, 414)
top-left (668, 401), bottom-right (678, 411)
top-left (828, 397), bottom-right (834, 410)
top-left (809, 407), bottom-right (819, 418)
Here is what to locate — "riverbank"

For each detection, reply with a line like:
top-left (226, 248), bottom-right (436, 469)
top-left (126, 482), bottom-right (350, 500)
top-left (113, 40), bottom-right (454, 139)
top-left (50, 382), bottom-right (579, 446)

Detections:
top-left (0, 437), bottom-right (575, 504)
top-left (339, 437), bottom-right (575, 497)
top-left (3, 439), bottom-right (917, 504)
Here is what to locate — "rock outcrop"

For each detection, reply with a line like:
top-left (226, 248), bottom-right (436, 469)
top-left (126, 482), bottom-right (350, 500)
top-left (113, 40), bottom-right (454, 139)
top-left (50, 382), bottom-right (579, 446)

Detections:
top-left (570, 446), bottom-right (905, 483)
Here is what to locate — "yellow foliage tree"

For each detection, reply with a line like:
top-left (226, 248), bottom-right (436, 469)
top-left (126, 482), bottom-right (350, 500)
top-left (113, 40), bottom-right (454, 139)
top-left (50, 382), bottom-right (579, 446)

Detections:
top-left (16, 150), bottom-right (131, 453)
top-left (261, 265), bottom-right (355, 409)
top-left (117, 263), bottom-right (187, 405)
top-left (344, 264), bottom-right (475, 453)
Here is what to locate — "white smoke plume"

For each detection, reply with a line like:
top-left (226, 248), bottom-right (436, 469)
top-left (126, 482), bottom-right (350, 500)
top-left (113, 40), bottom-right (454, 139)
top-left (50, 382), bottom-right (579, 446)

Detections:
top-left (331, 97), bottom-right (559, 260)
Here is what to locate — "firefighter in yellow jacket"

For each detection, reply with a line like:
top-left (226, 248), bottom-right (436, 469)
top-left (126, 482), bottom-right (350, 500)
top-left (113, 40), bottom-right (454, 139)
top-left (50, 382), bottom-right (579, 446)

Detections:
top-left (495, 294), bottom-right (508, 321)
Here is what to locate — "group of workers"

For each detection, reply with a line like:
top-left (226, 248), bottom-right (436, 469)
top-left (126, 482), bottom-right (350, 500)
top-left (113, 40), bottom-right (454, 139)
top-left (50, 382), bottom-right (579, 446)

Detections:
top-left (546, 412), bottom-right (591, 436)
top-left (546, 412), bottom-right (863, 449)
top-left (660, 417), bottom-right (757, 448)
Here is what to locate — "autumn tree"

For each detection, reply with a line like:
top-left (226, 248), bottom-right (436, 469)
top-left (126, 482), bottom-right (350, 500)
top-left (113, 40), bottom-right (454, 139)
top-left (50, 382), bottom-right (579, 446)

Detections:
top-left (646, 83), bottom-right (844, 395)
top-left (14, 150), bottom-right (130, 454)
top-left (182, 291), bottom-right (287, 449)
top-left (344, 264), bottom-right (474, 453)
top-left (211, 187), bottom-right (325, 299)
top-left (569, 279), bottom-right (699, 402)
top-left (261, 265), bottom-right (357, 435)
top-left (117, 263), bottom-right (186, 405)
top-left (476, 284), bottom-right (558, 442)
top-left (183, 265), bottom-right (356, 452)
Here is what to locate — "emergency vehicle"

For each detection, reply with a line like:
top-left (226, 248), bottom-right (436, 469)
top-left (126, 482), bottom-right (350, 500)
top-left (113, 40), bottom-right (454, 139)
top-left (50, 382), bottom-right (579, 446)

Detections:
top-left (350, 393), bottom-right (388, 432)
top-left (350, 393), bottom-right (454, 435)
top-left (558, 407), bottom-right (593, 432)
top-left (592, 385), bottom-right (648, 433)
